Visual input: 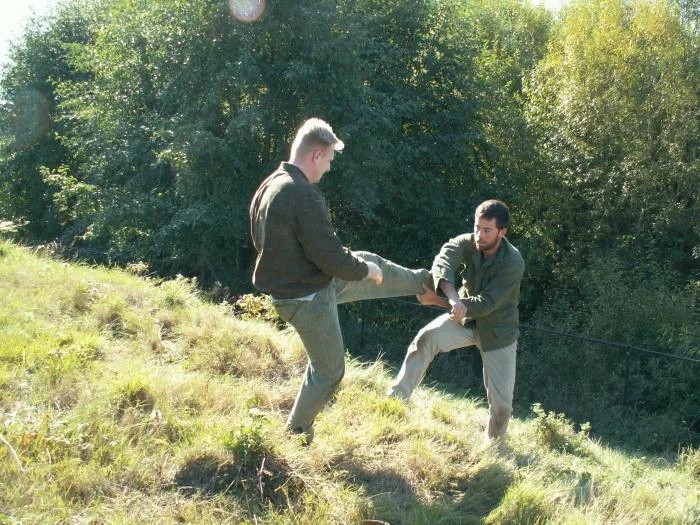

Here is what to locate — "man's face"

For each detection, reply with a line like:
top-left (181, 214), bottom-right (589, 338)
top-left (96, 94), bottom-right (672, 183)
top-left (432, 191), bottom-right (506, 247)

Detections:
top-left (474, 216), bottom-right (505, 254)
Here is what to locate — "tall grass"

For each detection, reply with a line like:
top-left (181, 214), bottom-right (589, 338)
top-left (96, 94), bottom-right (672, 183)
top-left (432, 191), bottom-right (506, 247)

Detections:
top-left (1, 238), bottom-right (698, 524)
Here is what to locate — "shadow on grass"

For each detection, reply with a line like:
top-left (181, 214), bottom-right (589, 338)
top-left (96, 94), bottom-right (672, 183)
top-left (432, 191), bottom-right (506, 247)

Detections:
top-left (341, 304), bottom-right (700, 456)
top-left (173, 450), bottom-right (305, 511)
top-left (341, 458), bottom-right (514, 524)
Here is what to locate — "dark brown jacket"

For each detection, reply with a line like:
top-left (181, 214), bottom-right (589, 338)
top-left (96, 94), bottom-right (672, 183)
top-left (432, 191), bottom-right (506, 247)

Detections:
top-left (250, 162), bottom-right (367, 299)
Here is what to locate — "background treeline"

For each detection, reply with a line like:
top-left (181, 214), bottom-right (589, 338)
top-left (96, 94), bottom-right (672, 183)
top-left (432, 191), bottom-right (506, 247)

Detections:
top-left (1, 0), bottom-right (698, 451)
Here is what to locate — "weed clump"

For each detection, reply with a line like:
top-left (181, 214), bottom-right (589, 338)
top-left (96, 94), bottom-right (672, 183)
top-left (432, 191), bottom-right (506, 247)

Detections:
top-left (484, 482), bottom-right (551, 525)
top-left (531, 403), bottom-right (591, 456)
top-left (174, 417), bottom-right (305, 514)
top-left (233, 294), bottom-right (285, 328)
top-left (114, 379), bottom-right (156, 416)
top-left (678, 447), bottom-right (700, 480)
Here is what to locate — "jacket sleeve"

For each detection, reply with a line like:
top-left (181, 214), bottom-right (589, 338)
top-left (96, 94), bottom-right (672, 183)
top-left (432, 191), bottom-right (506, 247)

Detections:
top-left (431, 234), bottom-right (473, 291)
top-left (293, 186), bottom-right (368, 281)
top-left (463, 257), bottom-right (525, 320)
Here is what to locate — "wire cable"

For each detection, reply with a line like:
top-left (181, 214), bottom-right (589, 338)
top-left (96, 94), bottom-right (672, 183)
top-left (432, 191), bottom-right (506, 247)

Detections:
top-left (378, 297), bottom-right (700, 365)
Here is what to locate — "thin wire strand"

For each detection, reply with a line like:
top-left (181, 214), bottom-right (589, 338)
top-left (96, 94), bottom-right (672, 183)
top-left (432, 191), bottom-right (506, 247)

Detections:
top-left (379, 297), bottom-right (700, 365)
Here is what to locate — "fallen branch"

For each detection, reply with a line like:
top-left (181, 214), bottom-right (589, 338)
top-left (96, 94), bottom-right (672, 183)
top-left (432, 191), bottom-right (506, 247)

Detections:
top-left (0, 433), bottom-right (24, 472)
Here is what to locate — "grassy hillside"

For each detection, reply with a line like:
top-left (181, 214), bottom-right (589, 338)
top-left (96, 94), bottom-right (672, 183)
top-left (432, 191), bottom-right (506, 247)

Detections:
top-left (1, 238), bottom-right (698, 524)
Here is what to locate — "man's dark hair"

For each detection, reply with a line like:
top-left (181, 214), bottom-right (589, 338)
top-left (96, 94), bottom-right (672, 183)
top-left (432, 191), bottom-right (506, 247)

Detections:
top-left (475, 200), bottom-right (511, 230)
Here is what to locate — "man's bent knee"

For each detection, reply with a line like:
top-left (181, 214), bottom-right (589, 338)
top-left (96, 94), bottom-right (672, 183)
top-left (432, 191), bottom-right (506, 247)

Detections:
top-left (413, 326), bottom-right (444, 357)
top-left (311, 362), bottom-right (345, 390)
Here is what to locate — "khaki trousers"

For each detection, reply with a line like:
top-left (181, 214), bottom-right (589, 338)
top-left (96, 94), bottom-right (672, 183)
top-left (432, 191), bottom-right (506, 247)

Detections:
top-left (389, 313), bottom-right (517, 439)
top-left (273, 251), bottom-right (431, 435)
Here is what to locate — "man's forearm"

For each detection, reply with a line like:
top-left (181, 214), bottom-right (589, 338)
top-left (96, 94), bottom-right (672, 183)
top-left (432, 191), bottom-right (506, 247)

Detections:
top-left (439, 279), bottom-right (461, 303)
top-left (439, 279), bottom-right (467, 322)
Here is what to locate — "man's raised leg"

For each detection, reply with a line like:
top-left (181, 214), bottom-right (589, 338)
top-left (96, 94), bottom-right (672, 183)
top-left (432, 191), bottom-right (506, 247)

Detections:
top-left (336, 251), bottom-right (431, 304)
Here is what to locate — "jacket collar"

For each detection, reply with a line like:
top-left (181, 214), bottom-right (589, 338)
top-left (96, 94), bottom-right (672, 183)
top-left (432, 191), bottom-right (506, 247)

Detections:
top-left (281, 162), bottom-right (311, 183)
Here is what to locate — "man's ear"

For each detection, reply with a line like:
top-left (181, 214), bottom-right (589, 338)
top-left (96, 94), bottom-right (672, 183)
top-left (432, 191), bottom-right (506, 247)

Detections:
top-left (499, 227), bottom-right (508, 239)
top-left (312, 149), bottom-right (323, 163)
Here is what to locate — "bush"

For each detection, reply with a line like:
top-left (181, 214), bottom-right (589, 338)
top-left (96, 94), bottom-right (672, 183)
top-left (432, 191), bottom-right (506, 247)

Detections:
top-left (223, 417), bottom-right (270, 461)
top-left (518, 255), bottom-right (700, 452)
top-left (531, 403), bottom-right (591, 456)
top-left (232, 294), bottom-right (283, 327)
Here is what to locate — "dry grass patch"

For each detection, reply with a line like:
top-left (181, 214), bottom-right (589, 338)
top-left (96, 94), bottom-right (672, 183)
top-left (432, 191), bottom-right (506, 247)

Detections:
top-left (186, 314), bottom-right (305, 380)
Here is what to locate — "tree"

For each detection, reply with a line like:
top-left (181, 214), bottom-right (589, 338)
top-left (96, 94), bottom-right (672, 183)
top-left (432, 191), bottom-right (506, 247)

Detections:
top-left (525, 0), bottom-right (699, 287)
top-left (0, 0), bottom-right (100, 239)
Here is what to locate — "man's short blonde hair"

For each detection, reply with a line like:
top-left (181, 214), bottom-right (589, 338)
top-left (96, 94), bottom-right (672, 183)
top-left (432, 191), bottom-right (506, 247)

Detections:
top-left (290, 118), bottom-right (344, 158)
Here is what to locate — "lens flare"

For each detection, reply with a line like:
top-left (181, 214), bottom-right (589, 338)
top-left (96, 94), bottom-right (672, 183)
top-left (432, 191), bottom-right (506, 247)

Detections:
top-left (228, 0), bottom-right (266, 23)
top-left (8, 87), bottom-right (50, 149)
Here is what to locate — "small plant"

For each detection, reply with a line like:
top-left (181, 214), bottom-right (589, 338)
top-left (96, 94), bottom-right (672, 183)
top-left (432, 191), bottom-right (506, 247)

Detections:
top-left (125, 260), bottom-right (150, 276)
top-left (223, 417), bottom-right (270, 460)
top-left (233, 294), bottom-right (283, 327)
top-left (532, 403), bottom-right (591, 455)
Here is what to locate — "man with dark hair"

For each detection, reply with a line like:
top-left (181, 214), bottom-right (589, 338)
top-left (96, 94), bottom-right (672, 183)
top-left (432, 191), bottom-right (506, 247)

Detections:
top-left (250, 118), bottom-right (433, 444)
top-left (388, 200), bottom-right (525, 442)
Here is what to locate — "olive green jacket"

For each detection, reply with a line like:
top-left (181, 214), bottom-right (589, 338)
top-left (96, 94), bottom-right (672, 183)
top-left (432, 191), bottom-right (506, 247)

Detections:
top-left (432, 234), bottom-right (525, 351)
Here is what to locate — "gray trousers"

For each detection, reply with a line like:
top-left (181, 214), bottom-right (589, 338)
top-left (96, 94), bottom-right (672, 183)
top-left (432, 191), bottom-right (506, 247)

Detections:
top-left (273, 251), bottom-right (431, 434)
top-left (388, 313), bottom-right (517, 439)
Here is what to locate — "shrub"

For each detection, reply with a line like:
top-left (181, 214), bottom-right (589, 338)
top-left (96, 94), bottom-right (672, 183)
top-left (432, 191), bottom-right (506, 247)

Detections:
top-left (233, 294), bottom-right (283, 327)
top-left (223, 417), bottom-right (270, 461)
top-left (531, 403), bottom-right (591, 456)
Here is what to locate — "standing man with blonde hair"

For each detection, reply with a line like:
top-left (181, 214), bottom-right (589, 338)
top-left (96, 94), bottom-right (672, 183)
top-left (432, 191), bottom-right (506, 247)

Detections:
top-left (250, 118), bottom-right (433, 444)
top-left (389, 200), bottom-right (525, 443)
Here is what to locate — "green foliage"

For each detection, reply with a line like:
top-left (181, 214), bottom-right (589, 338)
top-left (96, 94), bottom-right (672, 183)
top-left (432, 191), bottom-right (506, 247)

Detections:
top-left (1, 0), bottom-right (555, 286)
top-left (531, 403), bottom-right (591, 456)
top-left (517, 254), bottom-right (700, 451)
top-left (223, 417), bottom-right (270, 461)
top-left (0, 0), bottom-right (101, 239)
top-left (39, 164), bottom-right (96, 230)
top-left (232, 293), bottom-right (281, 326)
top-left (523, 0), bottom-right (699, 287)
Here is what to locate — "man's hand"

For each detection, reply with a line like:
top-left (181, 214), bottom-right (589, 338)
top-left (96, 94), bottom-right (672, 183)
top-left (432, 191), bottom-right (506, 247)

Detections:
top-left (365, 261), bottom-right (383, 285)
top-left (416, 283), bottom-right (448, 308)
top-left (448, 297), bottom-right (467, 323)
top-left (438, 278), bottom-right (467, 323)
